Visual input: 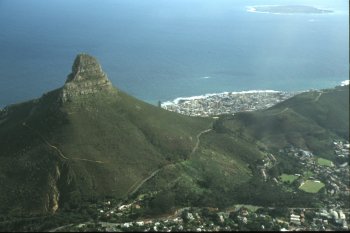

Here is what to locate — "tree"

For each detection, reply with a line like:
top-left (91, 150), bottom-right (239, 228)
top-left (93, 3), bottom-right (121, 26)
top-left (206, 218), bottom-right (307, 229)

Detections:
top-left (268, 207), bottom-right (289, 219)
top-left (149, 191), bottom-right (175, 214)
top-left (181, 210), bottom-right (189, 223)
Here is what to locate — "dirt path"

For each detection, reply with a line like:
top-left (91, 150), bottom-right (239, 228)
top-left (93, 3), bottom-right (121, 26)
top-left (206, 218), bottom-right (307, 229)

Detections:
top-left (24, 119), bottom-right (212, 199)
top-left (22, 122), bottom-right (69, 160)
top-left (272, 107), bottom-right (289, 116)
top-left (22, 122), bottom-right (105, 164)
top-left (126, 126), bottom-right (213, 198)
top-left (190, 128), bottom-right (212, 156)
top-left (71, 158), bottom-right (105, 163)
top-left (48, 223), bottom-right (75, 232)
top-left (314, 91), bottom-right (323, 102)
top-left (128, 168), bottom-right (162, 196)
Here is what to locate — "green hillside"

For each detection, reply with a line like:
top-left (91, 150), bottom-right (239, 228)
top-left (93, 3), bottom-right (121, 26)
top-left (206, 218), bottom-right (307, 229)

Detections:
top-left (0, 54), bottom-right (347, 225)
top-left (0, 54), bottom-right (264, 218)
top-left (219, 86), bottom-right (349, 159)
top-left (0, 54), bottom-right (212, 215)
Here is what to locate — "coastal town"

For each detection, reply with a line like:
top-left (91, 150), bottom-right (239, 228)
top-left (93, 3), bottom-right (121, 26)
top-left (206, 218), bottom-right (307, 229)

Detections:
top-left (161, 90), bottom-right (297, 116)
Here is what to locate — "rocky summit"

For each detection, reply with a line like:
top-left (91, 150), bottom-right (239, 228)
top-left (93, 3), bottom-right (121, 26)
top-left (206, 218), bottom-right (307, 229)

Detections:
top-left (61, 54), bottom-right (113, 102)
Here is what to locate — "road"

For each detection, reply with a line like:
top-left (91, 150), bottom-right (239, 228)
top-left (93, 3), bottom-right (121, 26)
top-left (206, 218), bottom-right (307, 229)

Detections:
top-left (190, 128), bottom-right (212, 156)
top-left (48, 223), bottom-right (74, 232)
top-left (126, 127), bottom-right (213, 198)
top-left (22, 122), bottom-right (69, 160)
top-left (128, 168), bottom-right (162, 196)
top-left (23, 120), bottom-right (213, 200)
top-left (314, 91), bottom-right (323, 102)
top-left (22, 122), bottom-right (105, 164)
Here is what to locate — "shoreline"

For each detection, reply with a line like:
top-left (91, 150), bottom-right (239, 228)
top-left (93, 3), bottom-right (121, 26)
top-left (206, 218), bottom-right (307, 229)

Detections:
top-left (161, 79), bottom-right (349, 107)
top-left (161, 89), bottom-right (297, 117)
top-left (161, 90), bottom-right (292, 107)
top-left (160, 80), bottom-right (349, 117)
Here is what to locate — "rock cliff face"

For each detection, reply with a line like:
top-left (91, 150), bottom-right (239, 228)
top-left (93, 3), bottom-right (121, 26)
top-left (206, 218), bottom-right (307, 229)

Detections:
top-left (61, 54), bottom-right (113, 102)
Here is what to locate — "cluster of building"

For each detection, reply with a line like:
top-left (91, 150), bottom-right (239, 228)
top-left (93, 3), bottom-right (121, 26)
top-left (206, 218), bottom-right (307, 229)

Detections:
top-left (333, 140), bottom-right (350, 158)
top-left (272, 143), bottom-right (350, 229)
top-left (313, 208), bottom-right (348, 230)
top-left (161, 91), bottom-right (296, 117)
top-left (278, 142), bottom-right (350, 196)
top-left (302, 142), bottom-right (347, 196)
top-left (286, 208), bottom-right (348, 230)
top-left (58, 203), bottom-right (349, 232)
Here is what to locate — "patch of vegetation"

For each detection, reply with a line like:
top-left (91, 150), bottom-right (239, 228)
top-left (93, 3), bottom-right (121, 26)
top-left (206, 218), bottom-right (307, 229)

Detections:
top-left (221, 86), bottom-right (349, 160)
top-left (299, 180), bottom-right (325, 193)
top-left (231, 178), bottom-right (319, 208)
top-left (0, 84), bottom-right (212, 215)
top-left (316, 158), bottom-right (333, 167)
top-left (280, 174), bottom-right (299, 184)
top-left (303, 171), bottom-right (314, 179)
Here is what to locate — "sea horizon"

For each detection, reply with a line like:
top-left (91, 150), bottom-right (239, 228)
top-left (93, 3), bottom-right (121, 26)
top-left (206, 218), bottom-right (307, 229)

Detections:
top-left (0, 0), bottom-right (348, 108)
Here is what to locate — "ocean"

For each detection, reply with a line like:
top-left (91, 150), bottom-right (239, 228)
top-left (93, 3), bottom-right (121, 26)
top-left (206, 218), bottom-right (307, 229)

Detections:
top-left (0, 0), bottom-right (348, 108)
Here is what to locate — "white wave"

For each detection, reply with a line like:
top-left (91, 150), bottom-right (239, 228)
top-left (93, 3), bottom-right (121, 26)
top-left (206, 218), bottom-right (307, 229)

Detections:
top-left (246, 6), bottom-right (257, 13)
top-left (341, 80), bottom-right (349, 86)
top-left (230, 90), bottom-right (280, 94)
top-left (246, 5), bottom-right (278, 14)
top-left (162, 90), bottom-right (282, 106)
top-left (200, 76), bottom-right (211, 79)
top-left (246, 5), bottom-right (336, 15)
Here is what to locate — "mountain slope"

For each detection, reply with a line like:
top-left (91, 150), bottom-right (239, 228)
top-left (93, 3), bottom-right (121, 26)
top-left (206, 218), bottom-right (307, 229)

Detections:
top-left (2, 54), bottom-right (346, 220)
top-left (219, 85), bottom-right (349, 159)
top-left (0, 54), bottom-right (213, 215)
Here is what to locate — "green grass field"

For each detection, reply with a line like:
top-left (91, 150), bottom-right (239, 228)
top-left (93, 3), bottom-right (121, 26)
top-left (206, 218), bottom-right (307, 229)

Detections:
top-left (303, 171), bottom-right (314, 178)
top-left (280, 174), bottom-right (299, 183)
top-left (299, 180), bottom-right (325, 193)
top-left (317, 158), bottom-right (333, 167)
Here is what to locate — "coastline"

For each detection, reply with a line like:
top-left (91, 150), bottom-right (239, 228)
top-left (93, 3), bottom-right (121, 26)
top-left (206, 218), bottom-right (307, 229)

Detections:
top-left (161, 90), bottom-right (289, 107)
top-left (160, 80), bottom-right (349, 117)
top-left (161, 89), bottom-right (297, 117)
top-left (162, 80), bottom-right (349, 108)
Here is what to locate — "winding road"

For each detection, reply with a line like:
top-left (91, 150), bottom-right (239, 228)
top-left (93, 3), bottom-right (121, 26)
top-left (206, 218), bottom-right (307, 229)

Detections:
top-left (126, 127), bottom-right (213, 198)
top-left (190, 128), bottom-right (212, 156)
top-left (128, 168), bottom-right (162, 196)
top-left (23, 120), bottom-right (212, 199)
top-left (22, 122), bottom-right (69, 160)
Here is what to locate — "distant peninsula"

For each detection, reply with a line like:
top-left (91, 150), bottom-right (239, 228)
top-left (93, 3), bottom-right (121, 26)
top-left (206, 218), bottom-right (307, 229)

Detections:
top-left (247, 5), bottom-right (333, 14)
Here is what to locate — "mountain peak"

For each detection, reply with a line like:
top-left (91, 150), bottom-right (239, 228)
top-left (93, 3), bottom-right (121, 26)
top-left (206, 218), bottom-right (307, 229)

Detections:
top-left (61, 54), bottom-right (113, 102)
top-left (66, 53), bottom-right (108, 83)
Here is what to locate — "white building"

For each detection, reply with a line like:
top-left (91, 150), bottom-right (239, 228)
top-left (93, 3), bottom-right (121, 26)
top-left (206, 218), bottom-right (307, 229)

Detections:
top-left (290, 214), bottom-right (301, 225)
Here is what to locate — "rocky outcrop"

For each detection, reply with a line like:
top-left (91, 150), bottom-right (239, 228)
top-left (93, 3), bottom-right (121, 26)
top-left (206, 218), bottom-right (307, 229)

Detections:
top-left (61, 54), bottom-right (114, 102)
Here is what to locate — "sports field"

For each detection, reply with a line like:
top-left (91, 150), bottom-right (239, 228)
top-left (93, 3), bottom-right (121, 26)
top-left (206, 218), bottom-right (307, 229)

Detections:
top-left (299, 180), bottom-right (325, 193)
